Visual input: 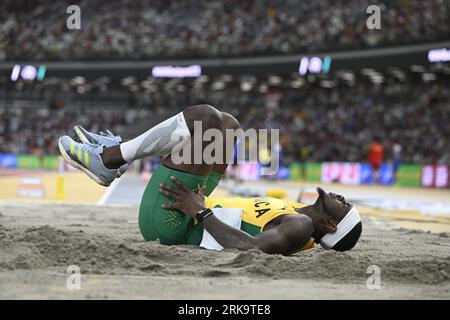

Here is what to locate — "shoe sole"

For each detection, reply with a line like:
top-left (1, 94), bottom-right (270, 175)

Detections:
top-left (58, 137), bottom-right (110, 187)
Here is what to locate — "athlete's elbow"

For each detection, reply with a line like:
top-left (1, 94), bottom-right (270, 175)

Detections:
top-left (255, 238), bottom-right (287, 255)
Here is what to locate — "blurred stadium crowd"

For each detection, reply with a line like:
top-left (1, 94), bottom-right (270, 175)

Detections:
top-left (1, 74), bottom-right (448, 165)
top-left (1, 0), bottom-right (449, 61)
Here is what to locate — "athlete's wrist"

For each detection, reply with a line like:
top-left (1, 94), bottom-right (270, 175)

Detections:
top-left (196, 208), bottom-right (214, 223)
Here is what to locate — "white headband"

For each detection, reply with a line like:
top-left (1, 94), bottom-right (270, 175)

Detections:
top-left (320, 206), bottom-right (361, 250)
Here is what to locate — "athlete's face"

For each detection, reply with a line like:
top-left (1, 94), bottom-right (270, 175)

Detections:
top-left (325, 191), bottom-right (352, 219)
top-left (315, 187), bottom-right (352, 234)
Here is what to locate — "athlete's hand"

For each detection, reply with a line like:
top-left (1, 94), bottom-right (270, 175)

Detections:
top-left (159, 176), bottom-right (206, 218)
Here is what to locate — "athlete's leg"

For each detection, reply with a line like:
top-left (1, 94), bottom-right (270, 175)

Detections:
top-left (139, 105), bottom-right (226, 245)
top-left (58, 104), bottom-right (223, 186)
top-left (161, 105), bottom-right (224, 176)
top-left (204, 112), bottom-right (241, 195)
top-left (101, 104), bottom-right (223, 170)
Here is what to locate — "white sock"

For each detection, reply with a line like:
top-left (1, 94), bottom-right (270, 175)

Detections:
top-left (120, 112), bottom-right (191, 162)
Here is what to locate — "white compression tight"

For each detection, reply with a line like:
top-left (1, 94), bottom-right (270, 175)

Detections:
top-left (119, 112), bottom-right (191, 162)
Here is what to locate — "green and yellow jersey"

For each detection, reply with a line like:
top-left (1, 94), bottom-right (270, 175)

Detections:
top-left (205, 196), bottom-right (315, 251)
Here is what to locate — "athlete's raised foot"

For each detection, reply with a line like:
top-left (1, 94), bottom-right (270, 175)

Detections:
top-left (58, 135), bottom-right (119, 187)
top-left (73, 125), bottom-right (129, 178)
top-left (73, 125), bottom-right (122, 147)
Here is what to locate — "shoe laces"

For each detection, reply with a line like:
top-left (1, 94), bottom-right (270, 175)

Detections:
top-left (99, 130), bottom-right (122, 143)
top-left (77, 141), bottom-right (104, 154)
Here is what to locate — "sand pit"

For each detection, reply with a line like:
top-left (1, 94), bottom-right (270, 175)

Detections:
top-left (0, 201), bottom-right (449, 299)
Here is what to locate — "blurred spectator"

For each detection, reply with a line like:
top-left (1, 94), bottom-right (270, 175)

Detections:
top-left (368, 136), bottom-right (384, 183)
top-left (392, 142), bottom-right (402, 176)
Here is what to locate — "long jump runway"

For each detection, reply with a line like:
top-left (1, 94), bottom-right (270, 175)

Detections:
top-left (98, 175), bottom-right (147, 207)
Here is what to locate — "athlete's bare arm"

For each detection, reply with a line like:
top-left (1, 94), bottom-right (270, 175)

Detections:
top-left (160, 176), bottom-right (314, 255)
top-left (202, 214), bottom-right (313, 254)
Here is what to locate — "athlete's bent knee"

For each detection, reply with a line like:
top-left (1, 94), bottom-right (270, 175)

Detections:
top-left (221, 112), bottom-right (240, 131)
top-left (183, 104), bottom-right (223, 131)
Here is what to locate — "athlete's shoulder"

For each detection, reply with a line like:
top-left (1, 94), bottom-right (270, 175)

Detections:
top-left (270, 214), bottom-right (314, 254)
top-left (280, 214), bottom-right (313, 235)
top-left (284, 212), bottom-right (313, 224)
top-left (287, 201), bottom-right (308, 209)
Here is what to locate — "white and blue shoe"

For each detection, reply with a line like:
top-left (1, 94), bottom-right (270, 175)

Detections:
top-left (58, 135), bottom-right (118, 187)
top-left (73, 125), bottom-right (122, 147)
top-left (73, 125), bottom-right (130, 177)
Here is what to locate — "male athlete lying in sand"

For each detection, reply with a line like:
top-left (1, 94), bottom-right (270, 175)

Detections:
top-left (58, 104), bottom-right (362, 254)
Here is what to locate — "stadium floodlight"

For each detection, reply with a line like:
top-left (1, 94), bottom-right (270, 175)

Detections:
top-left (21, 65), bottom-right (37, 81)
top-left (10, 65), bottom-right (21, 81)
top-left (428, 48), bottom-right (450, 63)
top-left (10, 65), bottom-right (46, 82)
top-left (299, 57), bottom-right (309, 75)
top-left (152, 65), bottom-right (202, 78)
top-left (36, 66), bottom-right (46, 81)
top-left (298, 56), bottom-right (332, 75)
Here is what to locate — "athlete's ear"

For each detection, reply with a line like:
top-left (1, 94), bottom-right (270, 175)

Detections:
top-left (324, 217), bottom-right (337, 233)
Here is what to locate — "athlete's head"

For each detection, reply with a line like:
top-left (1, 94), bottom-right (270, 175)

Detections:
top-left (311, 187), bottom-right (362, 251)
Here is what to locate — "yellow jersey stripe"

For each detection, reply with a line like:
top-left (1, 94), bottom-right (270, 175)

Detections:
top-left (84, 151), bottom-right (90, 167)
